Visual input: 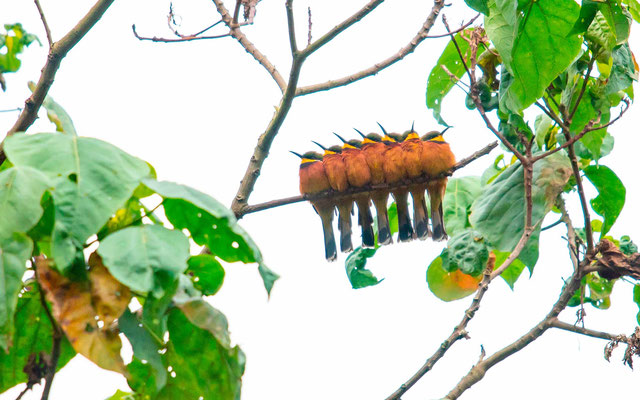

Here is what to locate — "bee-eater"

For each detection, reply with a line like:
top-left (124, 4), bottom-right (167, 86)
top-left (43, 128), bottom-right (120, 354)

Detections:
top-left (421, 129), bottom-right (455, 241)
top-left (313, 141), bottom-right (354, 252)
top-left (333, 133), bottom-right (375, 248)
top-left (355, 129), bottom-right (392, 245)
top-left (401, 124), bottom-right (429, 240)
top-left (292, 151), bottom-right (337, 261)
top-left (378, 123), bottom-right (414, 242)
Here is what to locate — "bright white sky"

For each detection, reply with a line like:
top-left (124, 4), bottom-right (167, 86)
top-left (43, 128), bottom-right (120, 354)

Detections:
top-left (2, 1), bottom-right (640, 399)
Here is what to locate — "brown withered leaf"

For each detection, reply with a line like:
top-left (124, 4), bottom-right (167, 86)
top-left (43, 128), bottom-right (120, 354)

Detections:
top-left (595, 239), bottom-right (640, 280)
top-left (88, 252), bottom-right (131, 326)
top-left (35, 257), bottom-right (127, 375)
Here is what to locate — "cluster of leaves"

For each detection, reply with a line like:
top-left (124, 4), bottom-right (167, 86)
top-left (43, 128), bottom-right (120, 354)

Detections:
top-left (0, 23), bottom-right (39, 91)
top-left (0, 97), bottom-right (277, 399)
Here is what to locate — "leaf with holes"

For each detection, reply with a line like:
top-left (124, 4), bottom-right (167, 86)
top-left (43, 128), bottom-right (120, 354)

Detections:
top-left (186, 254), bottom-right (225, 296)
top-left (447, 229), bottom-right (489, 277)
top-left (142, 179), bottom-right (278, 296)
top-left (87, 252), bottom-right (131, 326)
top-left (97, 225), bottom-right (190, 295)
top-left (583, 165), bottom-right (625, 237)
top-left (4, 133), bottom-right (149, 272)
top-left (427, 251), bottom-right (481, 302)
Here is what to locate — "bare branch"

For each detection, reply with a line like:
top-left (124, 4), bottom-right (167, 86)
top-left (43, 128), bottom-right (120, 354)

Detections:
top-left (564, 129), bottom-right (594, 254)
top-left (132, 24), bottom-right (230, 42)
top-left (386, 256), bottom-right (495, 400)
top-left (549, 319), bottom-right (628, 343)
top-left (567, 57), bottom-right (595, 123)
top-left (1, 0), bottom-right (116, 165)
top-left (307, 7), bottom-right (312, 46)
top-left (286, 0), bottom-right (298, 54)
top-left (34, 0), bottom-right (53, 47)
top-left (238, 140), bottom-right (498, 217)
top-left (296, 0), bottom-right (446, 96)
top-left (558, 198), bottom-right (580, 270)
top-left (211, 0), bottom-right (287, 92)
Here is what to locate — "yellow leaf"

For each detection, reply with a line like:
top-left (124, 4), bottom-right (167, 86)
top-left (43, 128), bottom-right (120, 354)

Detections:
top-left (36, 257), bottom-right (128, 376)
top-left (88, 252), bottom-right (131, 326)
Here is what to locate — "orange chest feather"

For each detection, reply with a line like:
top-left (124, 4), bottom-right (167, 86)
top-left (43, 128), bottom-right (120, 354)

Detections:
top-left (299, 162), bottom-right (331, 194)
top-left (342, 149), bottom-right (371, 187)
top-left (422, 141), bottom-right (456, 176)
top-left (382, 144), bottom-right (406, 182)
top-left (361, 144), bottom-right (386, 184)
top-left (401, 139), bottom-right (424, 178)
top-left (322, 154), bottom-right (349, 192)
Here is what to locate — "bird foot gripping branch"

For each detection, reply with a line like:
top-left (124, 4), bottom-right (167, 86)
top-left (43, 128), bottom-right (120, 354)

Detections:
top-left (293, 124), bottom-right (456, 261)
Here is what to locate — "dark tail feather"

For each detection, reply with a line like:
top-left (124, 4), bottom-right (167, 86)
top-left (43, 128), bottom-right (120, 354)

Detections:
top-left (393, 190), bottom-right (414, 242)
top-left (373, 194), bottom-right (392, 245)
top-left (411, 189), bottom-right (430, 240)
top-left (431, 202), bottom-right (447, 241)
top-left (318, 207), bottom-right (337, 261)
top-left (356, 197), bottom-right (375, 248)
top-left (337, 202), bottom-right (354, 252)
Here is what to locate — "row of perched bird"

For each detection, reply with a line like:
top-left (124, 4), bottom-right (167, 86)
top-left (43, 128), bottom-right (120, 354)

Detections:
top-left (292, 123), bottom-right (456, 261)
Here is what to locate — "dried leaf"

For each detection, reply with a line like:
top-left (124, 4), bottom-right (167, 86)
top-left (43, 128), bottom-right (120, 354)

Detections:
top-left (36, 257), bottom-right (127, 375)
top-left (88, 252), bottom-right (131, 326)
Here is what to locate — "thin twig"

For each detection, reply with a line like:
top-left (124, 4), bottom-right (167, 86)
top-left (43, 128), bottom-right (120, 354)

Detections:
top-left (540, 218), bottom-right (562, 232)
top-left (34, 0), bottom-right (53, 47)
top-left (0, 108), bottom-right (22, 113)
top-left (238, 141), bottom-right (497, 217)
top-left (386, 259), bottom-right (494, 400)
top-left (15, 386), bottom-right (30, 400)
top-left (286, 0), bottom-right (298, 54)
top-left (211, 0), bottom-right (287, 92)
top-left (558, 198), bottom-right (580, 269)
top-left (567, 57), bottom-right (595, 123)
top-left (307, 7), bottom-right (312, 46)
top-left (549, 319), bottom-right (628, 343)
top-left (131, 24), bottom-right (231, 42)
top-left (564, 129), bottom-right (594, 254)
top-left (1, 0), bottom-right (116, 166)
top-left (296, 0), bottom-right (447, 96)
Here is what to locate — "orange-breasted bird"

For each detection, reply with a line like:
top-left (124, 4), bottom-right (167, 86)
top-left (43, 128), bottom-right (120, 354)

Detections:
top-left (333, 133), bottom-right (375, 248)
top-left (291, 151), bottom-right (337, 261)
top-left (421, 129), bottom-right (455, 241)
top-left (378, 123), bottom-right (414, 242)
top-left (355, 129), bottom-right (392, 245)
top-left (313, 142), bottom-right (354, 253)
top-left (401, 123), bottom-right (430, 240)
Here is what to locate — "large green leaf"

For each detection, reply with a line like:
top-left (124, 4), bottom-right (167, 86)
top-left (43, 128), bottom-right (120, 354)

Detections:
top-left (488, 0), bottom-right (582, 112)
top-left (0, 233), bottom-right (32, 351)
top-left (4, 133), bottom-right (150, 272)
top-left (119, 309), bottom-right (167, 397)
top-left (143, 179), bottom-right (278, 296)
top-left (345, 247), bottom-right (383, 289)
top-left (469, 152), bottom-right (572, 267)
top-left (443, 177), bottom-right (483, 237)
top-left (598, 0), bottom-right (632, 45)
top-left (0, 284), bottom-right (75, 393)
top-left (97, 225), bottom-right (190, 295)
top-left (447, 229), bottom-right (489, 276)
top-left (583, 165), bottom-right (625, 237)
top-left (606, 43), bottom-right (638, 95)
top-left (485, 0), bottom-right (518, 67)
top-left (493, 250), bottom-right (527, 289)
top-left (155, 308), bottom-right (245, 400)
top-left (186, 254), bottom-right (225, 296)
top-left (0, 166), bottom-right (51, 242)
top-left (426, 29), bottom-right (486, 125)
top-left (464, 0), bottom-right (490, 14)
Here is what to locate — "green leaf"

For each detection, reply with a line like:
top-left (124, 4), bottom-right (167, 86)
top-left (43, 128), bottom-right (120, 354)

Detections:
top-left (633, 285), bottom-right (640, 324)
top-left (426, 252), bottom-right (480, 302)
top-left (27, 82), bottom-right (77, 136)
top-left (464, 0), bottom-right (490, 14)
top-left (4, 133), bottom-right (150, 272)
top-left (0, 24), bottom-right (39, 74)
top-left (619, 235), bottom-right (637, 255)
top-left (570, 0), bottom-right (599, 35)
top-left (345, 247), bottom-right (382, 289)
top-left (104, 390), bottom-right (136, 400)
top-left (585, 11), bottom-right (617, 59)
top-left (174, 297), bottom-right (232, 350)
top-left (97, 225), bottom-right (190, 295)
top-left (485, 1), bottom-right (518, 67)
top-left (623, 0), bottom-right (640, 22)
top-left (0, 166), bottom-right (51, 242)
top-left (606, 43), bottom-right (638, 95)
top-left (470, 152), bottom-right (572, 268)
top-left (447, 229), bottom-right (489, 276)
top-left (493, 250), bottom-right (527, 289)
top-left (155, 308), bottom-right (245, 400)
top-left (119, 309), bottom-right (167, 396)
top-left (0, 233), bottom-right (32, 351)
top-left (598, 0), bottom-right (631, 45)
top-left (583, 165), bottom-right (625, 237)
top-left (426, 29), bottom-right (486, 125)
top-left (143, 179), bottom-right (277, 296)
top-left (497, 0), bottom-right (582, 112)
top-left (0, 284), bottom-right (75, 393)
top-left (186, 254), bottom-right (225, 296)
top-left (443, 177), bottom-right (482, 237)
top-left (387, 203), bottom-right (399, 236)
top-left (142, 275), bottom-right (179, 343)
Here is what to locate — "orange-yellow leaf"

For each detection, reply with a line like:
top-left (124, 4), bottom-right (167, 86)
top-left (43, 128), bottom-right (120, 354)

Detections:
top-left (88, 252), bottom-right (131, 326)
top-left (36, 257), bottom-right (127, 375)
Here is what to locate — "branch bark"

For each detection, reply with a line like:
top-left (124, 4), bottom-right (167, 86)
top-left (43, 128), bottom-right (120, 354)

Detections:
top-left (1, 0), bottom-right (116, 165)
top-left (549, 319), bottom-right (629, 343)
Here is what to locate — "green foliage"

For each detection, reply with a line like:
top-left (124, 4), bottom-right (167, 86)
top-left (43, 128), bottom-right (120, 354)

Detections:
top-left (0, 285), bottom-right (75, 393)
top-left (0, 233), bottom-right (32, 350)
top-left (186, 254), bottom-right (225, 296)
top-left (634, 285), bottom-right (640, 324)
top-left (493, 250), bottom-right (527, 289)
top-left (446, 229), bottom-right (489, 276)
top-left (0, 24), bottom-right (39, 76)
top-left (442, 176), bottom-right (482, 237)
top-left (583, 165), bottom-right (626, 237)
top-left (426, 252), bottom-right (480, 302)
top-left (345, 247), bottom-right (383, 289)
top-left (620, 235), bottom-right (638, 255)
top-left (569, 273), bottom-right (616, 309)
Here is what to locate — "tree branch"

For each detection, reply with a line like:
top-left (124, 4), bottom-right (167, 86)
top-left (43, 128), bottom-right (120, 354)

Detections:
top-left (1, 0), bottom-right (116, 165)
top-left (386, 256), bottom-right (495, 400)
top-left (444, 269), bottom-right (585, 399)
top-left (296, 0), bottom-right (447, 96)
top-left (131, 24), bottom-right (230, 42)
top-left (237, 140), bottom-right (498, 217)
top-left (286, 0), bottom-right (298, 54)
top-left (211, 0), bottom-right (287, 92)
top-left (34, 0), bottom-right (53, 48)
top-left (558, 198), bottom-right (580, 269)
top-left (549, 319), bottom-right (628, 343)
